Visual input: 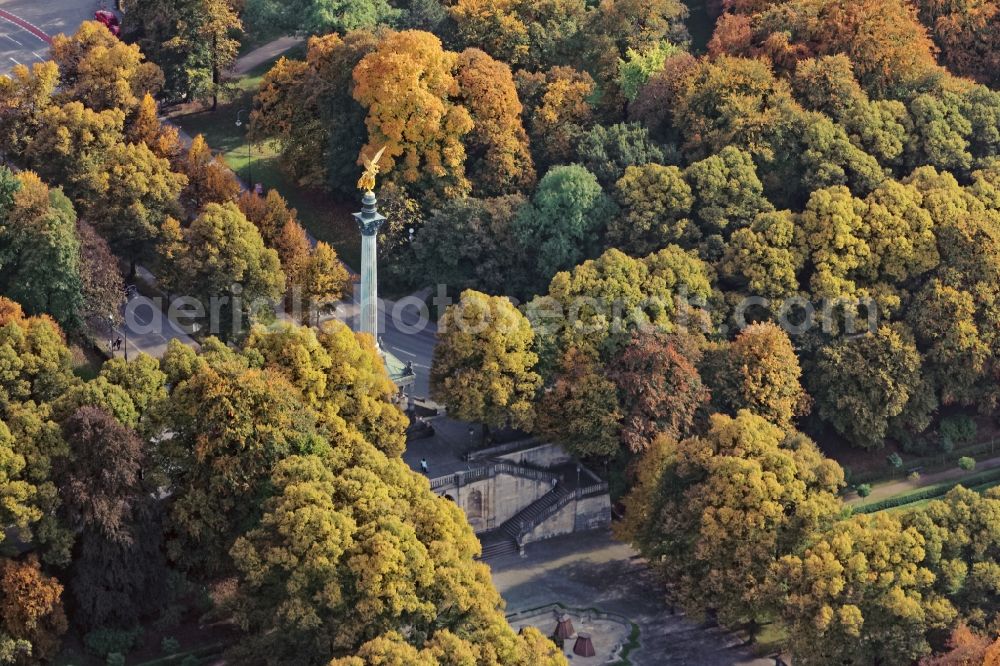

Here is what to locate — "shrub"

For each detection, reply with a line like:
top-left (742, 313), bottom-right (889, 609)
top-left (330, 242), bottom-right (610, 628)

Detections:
top-left (941, 415), bottom-right (977, 451)
top-left (162, 636), bottom-right (180, 654)
top-left (959, 456), bottom-right (976, 471)
top-left (106, 654), bottom-right (125, 666)
top-left (887, 452), bottom-right (903, 468)
top-left (84, 627), bottom-right (143, 658)
top-left (181, 656), bottom-right (201, 666)
top-left (907, 471), bottom-right (921, 482)
top-left (856, 483), bottom-right (872, 498)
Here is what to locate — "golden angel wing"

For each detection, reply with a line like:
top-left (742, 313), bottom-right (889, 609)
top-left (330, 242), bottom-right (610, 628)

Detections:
top-left (371, 146), bottom-right (386, 166)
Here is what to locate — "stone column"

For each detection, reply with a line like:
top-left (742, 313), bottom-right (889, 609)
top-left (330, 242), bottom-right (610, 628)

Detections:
top-left (353, 190), bottom-right (386, 347)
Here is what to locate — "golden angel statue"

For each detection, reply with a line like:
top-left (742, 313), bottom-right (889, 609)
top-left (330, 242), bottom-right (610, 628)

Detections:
top-left (357, 146), bottom-right (386, 192)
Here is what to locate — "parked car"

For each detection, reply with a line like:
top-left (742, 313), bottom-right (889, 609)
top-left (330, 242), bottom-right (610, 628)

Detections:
top-left (94, 10), bottom-right (121, 37)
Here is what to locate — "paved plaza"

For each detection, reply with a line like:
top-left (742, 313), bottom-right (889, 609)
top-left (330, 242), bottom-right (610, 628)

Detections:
top-left (490, 530), bottom-right (779, 666)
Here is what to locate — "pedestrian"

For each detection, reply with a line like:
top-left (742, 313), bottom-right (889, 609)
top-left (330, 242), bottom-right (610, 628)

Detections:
top-left (115, 336), bottom-right (122, 351)
top-left (419, 458), bottom-right (428, 475)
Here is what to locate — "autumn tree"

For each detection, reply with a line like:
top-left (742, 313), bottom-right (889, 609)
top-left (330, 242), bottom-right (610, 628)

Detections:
top-left (432, 291), bottom-right (541, 433)
top-left (0, 62), bottom-right (58, 159)
top-left (58, 406), bottom-right (165, 631)
top-left (126, 0), bottom-right (242, 108)
top-left (51, 21), bottom-right (163, 113)
top-left (527, 246), bottom-right (714, 370)
top-left (162, 354), bottom-right (325, 575)
top-left (159, 202), bottom-right (284, 340)
top-left (230, 452), bottom-right (566, 665)
top-left (352, 31), bottom-right (473, 202)
top-left (456, 48), bottom-right (535, 195)
top-left (714, 0), bottom-right (942, 97)
top-left (26, 102), bottom-right (125, 207)
top-left (920, 624), bottom-right (994, 666)
top-left (811, 325), bottom-right (931, 449)
top-left (717, 210), bottom-right (803, 301)
top-left (516, 66), bottom-right (595, 171)
top-left (607, 163), bottom-right (696, 255)
top-left (180, 134), bottom-right (240, 212)
top-left (914, 0), bottom-right (1000, 86)
top-left (769, 513), bottom-right (955, 665)
top-left (76, 221), bottom-right (124, 330)
top-left (904, 487), bottom-right (1000, 627)
top-left (609, 330), bottom-right (708, 452)
top-left (535, 347), bottom-right (622, 458)
top-left (246, 321), bottom-right (409, 457)
top-left (0, 298), bottom-right (76, 408)
top-left (0, 556), bottom-right (68, 663)
top-left (126, 93), bottom-right (182, 163)
top-left (252, 32), bottom-right (378, 195)
top-left (449, 0), bottom-right (587, 69)
top-left (0, 170), bottom-right (82, 328)
top-left (621, 411), bottom-right (844, 631)
top-left (237, 189), bottom-right (298, 247)
top-left (706, 322), bottom-right (808, 429)
top-left (89, 142), bottom-right (187, 273)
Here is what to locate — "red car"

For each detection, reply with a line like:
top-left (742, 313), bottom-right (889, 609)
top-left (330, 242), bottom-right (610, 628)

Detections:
top-left (94, 10), bottom-right (121, 37)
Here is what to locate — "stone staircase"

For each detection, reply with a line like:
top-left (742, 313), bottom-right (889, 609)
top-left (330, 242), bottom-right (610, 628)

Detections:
top-left (478, 484), bottom-right (574, 560)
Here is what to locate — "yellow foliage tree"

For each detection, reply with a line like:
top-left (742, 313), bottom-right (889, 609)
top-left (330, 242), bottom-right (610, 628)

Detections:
top-left (352, 30), bottom-right (474, 202)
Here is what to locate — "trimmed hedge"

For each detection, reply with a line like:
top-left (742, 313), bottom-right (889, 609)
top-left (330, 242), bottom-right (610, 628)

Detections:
top-left (853, 466), bottom-right (1000, 514)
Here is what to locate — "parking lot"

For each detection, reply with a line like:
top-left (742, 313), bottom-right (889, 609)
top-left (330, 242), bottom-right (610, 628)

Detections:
top-left (0, 0), bottom-right (101, 74)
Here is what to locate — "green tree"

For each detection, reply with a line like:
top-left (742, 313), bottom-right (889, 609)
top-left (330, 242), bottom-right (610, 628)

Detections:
top-left (685, 146), bottom-right (773, 235)
top-left (242, 0), bottom-right (399, 36)
top-left (410, 195), bottom-right (527, 296)
top-left (576, 122), bottom-right (668, 188)
top-left (0, 171), bottom-right (82, 328)
top-left (126, 0), bottom-right (242, 108)
top-left (514, 165), bottom-right (617, 288)
top-left (431, 291), bottom-right (541, 433)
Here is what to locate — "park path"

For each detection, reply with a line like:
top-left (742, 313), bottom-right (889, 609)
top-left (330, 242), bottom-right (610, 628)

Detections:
top-left (845, 451), bottom-right (1000, 506)
top-left (229, 35), bottom-right (305, 76)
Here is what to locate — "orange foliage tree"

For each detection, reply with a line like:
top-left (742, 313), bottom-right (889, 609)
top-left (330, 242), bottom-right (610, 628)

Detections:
top-left (352, 30), bottom-right (474, 202)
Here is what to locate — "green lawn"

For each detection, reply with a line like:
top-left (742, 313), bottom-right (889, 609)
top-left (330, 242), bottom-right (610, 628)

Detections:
top-left (172, 44), bottom-right (362, 270)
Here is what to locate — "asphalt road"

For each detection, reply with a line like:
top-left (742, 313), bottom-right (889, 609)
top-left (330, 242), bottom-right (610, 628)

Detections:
top-left (0, 0), bottom-right (101, 74)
